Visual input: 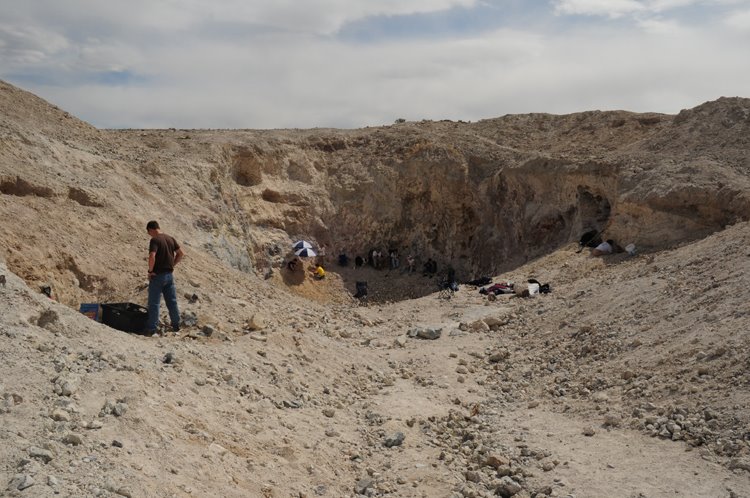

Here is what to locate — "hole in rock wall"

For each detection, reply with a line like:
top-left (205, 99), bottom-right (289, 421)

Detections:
top-left (577, 188), bottom-right (611, 228)
top-left (68, 187), bottom-right (104, 207)
top-left (315, 178), bottom-right (615, 304)
top-left (231, 150), bottom-right (263, 187)
top-left (0, 176), bottom-right (55, 198)
top-left (262, 189), bottom-right (284, 203)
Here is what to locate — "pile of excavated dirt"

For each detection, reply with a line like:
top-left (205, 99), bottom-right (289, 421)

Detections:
top-left (1, 80), bottom-right (750, 497)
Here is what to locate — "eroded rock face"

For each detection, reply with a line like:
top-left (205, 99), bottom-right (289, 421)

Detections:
top-left (189, 98), bottom-right (750, 279)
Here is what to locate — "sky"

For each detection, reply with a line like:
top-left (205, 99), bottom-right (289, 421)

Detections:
top-left (1, 0), bottom-right (749, 129)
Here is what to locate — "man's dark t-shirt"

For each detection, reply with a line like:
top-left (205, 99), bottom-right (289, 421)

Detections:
top-left (149, 234), bottom-right (180, 274)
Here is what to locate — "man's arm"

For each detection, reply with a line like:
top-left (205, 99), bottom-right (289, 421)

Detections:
top-left (148, 251), bottom-right (157, 278)
top-left (174, 247), bottom-right (184, 265)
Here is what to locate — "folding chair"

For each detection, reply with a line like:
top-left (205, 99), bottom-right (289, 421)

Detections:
top-left (353, 281), bottom-right (368, 306)
top-left (437, 278), bottom-right (455, 300)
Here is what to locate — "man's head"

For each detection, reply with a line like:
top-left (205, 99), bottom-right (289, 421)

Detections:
top-left (146, 220), bottom-right (160, 236)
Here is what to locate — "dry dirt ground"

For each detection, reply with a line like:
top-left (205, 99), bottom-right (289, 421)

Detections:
top-left (1, 80), bottom-right (750, 498)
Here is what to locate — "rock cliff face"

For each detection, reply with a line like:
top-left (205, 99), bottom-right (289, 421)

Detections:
top-left (1, 79), bottom-right (749, 303)
top-left (166, 99), bottom-right (749, 279)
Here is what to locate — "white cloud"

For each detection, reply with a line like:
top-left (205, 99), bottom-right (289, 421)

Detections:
top-left (0, 0), bottom-right (748, 128)
top-left (724, 8), bottom-right (750, 30)
top-left (0, 1), bottom-right (479, 36)
top-left (637, 17), bottom-right (686, 33)
top-left (554, 0), bottom-right (750, 18)
top-left (646, 0), bottom-right (700, 10)
top-left (553, 0), bottom-right (646, 18)
top-left (0, 24), bottom-right (69, 65)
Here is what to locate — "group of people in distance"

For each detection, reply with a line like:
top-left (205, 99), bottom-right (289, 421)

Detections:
top-left (338, 249), bottom-right (451, 286)
top-left (336, 247), bottom-right (443, 278)
top-left (356, 248), bottom-right (404, 270)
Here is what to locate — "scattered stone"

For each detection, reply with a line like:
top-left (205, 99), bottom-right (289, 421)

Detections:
top-left (355, 478), bottom-right (374, 495)
top-left (703, 407), bottom-right (719, 420)
top-left (465, 470), bottom-right (481, 483)
top-left (247, 313), bottom-right (267, 331)
top-left (85, 420), bottom-right (103, 430)
top-left (181, 311), bottom-right (198, 327)
top-left (469, 319), bottom-right (490, 332)
top-left (202, 325), bottom-right (215, 337)
top-left (112, 440), bottom-right (124, 448)
top-left (3, 393), bottom-right (23, 405)
top-left (583, 426), bottom-right (596, 437)
top-left (28, 446), bottom-right (53, 463)
top-left (53, 376), bottom-right (79, 397)
top-left (394, 335), bottom-right (408, 348)
top-left (603, 415), bottom-right (621, 428)
top-left (643, 402), bottom-right (657, 412)
top-left (163, 352), bottom-right (176, 364)
top-left (50, 409), bottom-right (70, 422)
top-left (592, 392), bottom-right (609, 403)
top-left (36, 309), bottom-right (60, 329)
top-left (489, 349), bottom-right (510, 362)
top-left (495, 476), bottom-right (522, 497)
top-left (9, 474), bottom-right (35, 491)
top-left (728, 459), bottom-right (750, 472)
top-left (113, 402), bottom-right (128, 417)
top-left (621, 370), bottom-right (636, 380)
top-left (384, 432), bottom-right (406, 448)
top-left (483, 316), bottom-right (505, 329)
top-left (485, 453), bottom-right (510, 469)
top-left (322, 408), bottom-right (335, 418)
top-left (408, 327), bottom-right (442, 340)
top-left (63, 433), bottom-right (83, 446)
top-left (535, 485), bottom-right (553, 496)
top-left (105, 481), bottom-right (134, 498)
top-left (47, 476), bottom-right (59, 487)
top-left (100, 400), bottom-right (128, 417)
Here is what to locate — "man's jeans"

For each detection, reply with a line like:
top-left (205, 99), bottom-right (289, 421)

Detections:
top-left (146, 272), bottom-right (180, 332)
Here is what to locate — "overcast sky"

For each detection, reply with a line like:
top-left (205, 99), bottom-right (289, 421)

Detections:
top-left (1, 0), bottom-right (748, 129)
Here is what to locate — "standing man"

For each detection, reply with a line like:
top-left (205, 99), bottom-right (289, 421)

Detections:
top-left (145, 220), bottom-right (184, 336)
